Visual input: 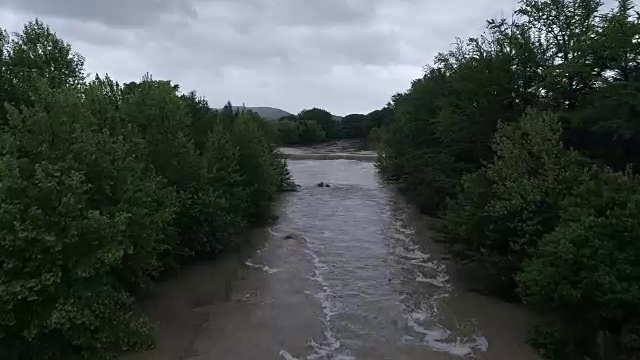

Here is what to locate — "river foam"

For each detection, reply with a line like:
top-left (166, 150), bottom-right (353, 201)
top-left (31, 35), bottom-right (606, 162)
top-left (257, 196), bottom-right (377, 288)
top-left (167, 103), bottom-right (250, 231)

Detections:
top-left (279, 234), bottom-right (354, 360)
top-left (244, 259), bottom-right (279, 274)
top-left (389, 210), bottom-right (489, 358)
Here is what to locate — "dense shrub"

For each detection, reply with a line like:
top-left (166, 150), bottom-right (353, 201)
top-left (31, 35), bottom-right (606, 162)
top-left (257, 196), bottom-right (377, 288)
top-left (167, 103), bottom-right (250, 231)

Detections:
top-left (0, 20), bottom-right (292, 360)
top-left (0, 82), bottom-right (177, 360)
top-left (518, 166), bottom-right (640, 359)
top-left (445, 112), bottom-right (589, 292)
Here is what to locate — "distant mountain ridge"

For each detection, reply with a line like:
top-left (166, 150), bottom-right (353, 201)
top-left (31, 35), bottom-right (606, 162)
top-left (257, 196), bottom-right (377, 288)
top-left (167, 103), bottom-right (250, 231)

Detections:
top-left (228, 106), bottom-right (292, 120)
top-left (219, 105), bottom-right (344, 121)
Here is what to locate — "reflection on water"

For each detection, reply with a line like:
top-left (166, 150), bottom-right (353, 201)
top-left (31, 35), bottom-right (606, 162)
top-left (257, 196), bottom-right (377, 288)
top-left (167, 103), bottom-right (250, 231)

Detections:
top-left (122, 159), bottom-right (540, 360)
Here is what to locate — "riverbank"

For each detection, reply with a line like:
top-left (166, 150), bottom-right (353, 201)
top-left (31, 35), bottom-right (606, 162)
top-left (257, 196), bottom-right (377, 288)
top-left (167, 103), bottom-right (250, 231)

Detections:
top-left (120, 227), bottom-right (279, 360)
top-left (278, 140), bottom-right (377, 161)
top-left (279, 151), bottom-right (377, 161)
top-left (392, 195), bottom-right (540, 359)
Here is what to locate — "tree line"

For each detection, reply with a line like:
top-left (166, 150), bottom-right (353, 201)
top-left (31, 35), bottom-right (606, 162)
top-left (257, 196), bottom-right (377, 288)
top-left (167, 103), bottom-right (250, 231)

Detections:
top-left (0, 20), bottom-right (294, 360)
top-left (271, 106), bottom-right (393, 145)
top-left (376, 0), bottom-right (640, 359)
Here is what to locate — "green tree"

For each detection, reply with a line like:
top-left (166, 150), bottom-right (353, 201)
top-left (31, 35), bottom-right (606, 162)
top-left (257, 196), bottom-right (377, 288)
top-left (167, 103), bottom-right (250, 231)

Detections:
top-left (518, 167), bottom-right (640, 359)
top-left (232, 113), bottom-right (283, 221)
top-left (298, 120), bottom-right (327, 144)
top-left (298, 108), bottom-right (338, 139)
top-left (377, 1), bottom-right (640, 357)
top-left (1, 20), bottom-right (85, 116)
top-left (219, 100), bottom-right (236, 126)
top-left (340, 113), bottom-right (369, 139)
top-left (0, 82), bottom-right (176, 360)
top-left (445, 112), bottom-right (588, 293)
top-left (563, 0), bottom-right (640, 172)
top-left (181, 90), bottom-right (217, 154)
top-left (366, 106), bottom-right (394, 130)
top-left (0, 20), bottom-right (292, 360)
top-left (274, 119), bottom-right (301, 145)
top-left (517, 0), bottom-right (602, 109)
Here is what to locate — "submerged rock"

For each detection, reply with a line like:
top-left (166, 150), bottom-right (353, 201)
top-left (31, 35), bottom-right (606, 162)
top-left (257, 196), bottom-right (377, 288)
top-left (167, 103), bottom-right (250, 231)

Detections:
top-left (284, 234), bottom-right (306, 242)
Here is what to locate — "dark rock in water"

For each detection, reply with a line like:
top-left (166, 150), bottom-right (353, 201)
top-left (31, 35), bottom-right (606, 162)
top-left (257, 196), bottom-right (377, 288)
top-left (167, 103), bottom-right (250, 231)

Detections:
top-left (325, 184), bottom-right (330, 187)
top-left (284, 234), bottom-right (295, 240)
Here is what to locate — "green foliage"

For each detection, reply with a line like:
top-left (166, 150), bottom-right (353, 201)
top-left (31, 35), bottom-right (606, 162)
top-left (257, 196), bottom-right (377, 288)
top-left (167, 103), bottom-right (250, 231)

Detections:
top-left (271, 116), bottom-right (327, 145)
top-left (270, 107), bottom-right (389, 145)
top-left (0, 82), bottom-right (176, 359)
top-left (181, 90), bottom-right (216, 154)
top-left (518, 166), bottom-right (640, 359)
top-left (446, 112), bottom-right (589, 293)
top-left (0, 20), bottom-right (291, 360)
top-left (298, 120), bottom-right (327, 144)
top-left (363, 106), bottom-right (395, 148)
top-left (339, 114), bottom-right (369, 139)
top-left (366, 106), bottom-right (394, 130)
top-left (0, 19), bottom-right (85, 122)
top-left (297, 108), bottom-right (337, 139)
top-left (379, 0), bottom-right (640, 358)
top-left (231, 113), bottom-right (283, 221)
top-left (273, 119), bottom-right (301, 144)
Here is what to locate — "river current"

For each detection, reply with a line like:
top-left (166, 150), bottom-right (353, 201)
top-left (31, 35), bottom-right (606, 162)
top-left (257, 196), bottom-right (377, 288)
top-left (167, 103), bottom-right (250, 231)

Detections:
top-left (122, 157), bottom-right (540, 360)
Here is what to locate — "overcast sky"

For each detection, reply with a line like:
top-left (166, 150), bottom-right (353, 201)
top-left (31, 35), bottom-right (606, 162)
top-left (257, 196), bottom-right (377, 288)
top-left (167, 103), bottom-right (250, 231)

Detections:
top-left (0, 0), bottom-right (526, 115)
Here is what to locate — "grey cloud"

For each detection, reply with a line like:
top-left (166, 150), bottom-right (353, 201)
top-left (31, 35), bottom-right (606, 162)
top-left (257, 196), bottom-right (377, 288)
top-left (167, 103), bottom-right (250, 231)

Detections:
top-left (0, 0), bottom-right (197, 28)
top-left (189, 0), bottom-right (393, 28)
top-left (48, 18), bottom-right (138, 47)
top-left (0, 0), bottom-right (530, 114)
top-left (150, 23), bottom-right (406, 71)
top-left (257, 0), bottom-right (378, 27)
top-left (0, 0), bottom-right (393, 29)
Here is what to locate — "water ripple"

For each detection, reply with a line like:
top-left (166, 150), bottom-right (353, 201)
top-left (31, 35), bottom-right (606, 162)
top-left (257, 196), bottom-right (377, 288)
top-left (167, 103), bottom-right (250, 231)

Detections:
top-left (281, 159), bottom-right (489, 359)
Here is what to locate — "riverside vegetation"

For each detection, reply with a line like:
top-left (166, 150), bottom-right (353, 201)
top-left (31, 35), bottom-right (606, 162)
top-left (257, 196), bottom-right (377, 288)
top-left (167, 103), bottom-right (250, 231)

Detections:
top-left (375, 0), bottom-right (640, 359)
top-left (0, 20), bottom-right (294, 359)
top-left (4, 0), bottom-right (640, 359)
top-left (270, 106), bottom-right (393, 146)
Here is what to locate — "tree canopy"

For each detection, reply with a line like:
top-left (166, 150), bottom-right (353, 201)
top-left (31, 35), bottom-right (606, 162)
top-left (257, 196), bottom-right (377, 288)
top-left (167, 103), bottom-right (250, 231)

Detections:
top-left (270, 106), bottom-right (391, 146)
top-left (377, 0), bottom-right (640, 358)
top-left (0, 20), bottom-right (293, 360)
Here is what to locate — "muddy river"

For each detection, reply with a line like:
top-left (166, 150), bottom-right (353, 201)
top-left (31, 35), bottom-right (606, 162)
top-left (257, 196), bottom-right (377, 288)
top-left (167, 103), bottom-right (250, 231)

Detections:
top-left (122, 155), bottom-right (541, 360)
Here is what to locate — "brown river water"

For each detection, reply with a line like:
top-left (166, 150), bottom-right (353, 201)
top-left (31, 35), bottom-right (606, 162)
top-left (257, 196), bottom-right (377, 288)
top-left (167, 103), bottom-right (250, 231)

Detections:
top-left (122, 153), bottom-right (541, 360)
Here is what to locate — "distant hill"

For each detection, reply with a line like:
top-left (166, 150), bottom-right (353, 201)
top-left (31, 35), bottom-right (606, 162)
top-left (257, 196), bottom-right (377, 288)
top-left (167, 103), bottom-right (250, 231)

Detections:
top-left (219, 106), bottom-right (344, 121)
top-left (228, 106), bottom-right (292, 120)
